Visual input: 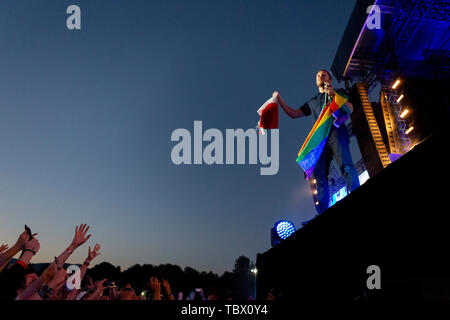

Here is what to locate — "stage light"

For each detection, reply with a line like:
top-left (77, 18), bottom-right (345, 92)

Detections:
top-left (315, 201), bottom-right (319, 205)
top-left (392, 79), bottom-right (401, 89)
top-left (251, 268), bottom-right (258, 274)
top-left (313, 190), bottom-right (318, 195)
top-left (396, 94), bottom-right (404, 103)
top-left (275, 221), bottom-right (295, 239)
top-left (271, 220), bottom-right (296, 246)
top-left (405, 127), bottom-right (414, 134)
top-left (312, 179), bottom-right (317, 184)
top-left (358, 170), bottom-right (370, 185)
top-left (400, 109), bottom-right (409, 118)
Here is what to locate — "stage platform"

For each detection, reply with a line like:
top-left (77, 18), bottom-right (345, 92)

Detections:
top-left (256, 127), bottom-right (450, 301)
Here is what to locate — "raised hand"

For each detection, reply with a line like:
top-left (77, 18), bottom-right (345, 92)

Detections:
top-left (93, 278), bottom-right (108, 291)
top-left (161, 279), bottom-right (174, 300)
top-left (149, 277), bottom-right (161, 300)
top-left (324, 82), bottom-right (335, 97)
top-left (94, 279), bottom-right (108, 295)
top-left (272, 91), bottom-right (280, 101)
top-left (87, 243), bottom-right (101, 263)
top-left (14, 230), bottom-right (29, 250)
top-left (161, 279), bottom-right (172, 296)
top-left (23, 234), bottom-right (40, 255)
top-left (84, 279), bottom-right (108, 300)
top-left (0, 244), bottom-right (8, 254)
top-left (71, 224), bottom-right (91, 249)
top-left (1, 229), bottom-right (37, 272)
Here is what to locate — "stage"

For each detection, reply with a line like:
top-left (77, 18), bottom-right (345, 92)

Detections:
top-left (257, 127), bottom-right (450, 301)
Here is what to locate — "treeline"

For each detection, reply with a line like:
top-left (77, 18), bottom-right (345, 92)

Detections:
top-left (30, 255), bottom-right (256, 300)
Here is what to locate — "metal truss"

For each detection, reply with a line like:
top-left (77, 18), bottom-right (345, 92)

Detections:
top-left (383, 88), bottom-right (412, 152)
top-left (378, 0), bottom-right (450, 21)
top-left (356, 0), bottom-right (449, 91)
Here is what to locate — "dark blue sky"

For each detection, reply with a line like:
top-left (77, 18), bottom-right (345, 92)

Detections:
top-left (0, 0), bottom-right (359, 274)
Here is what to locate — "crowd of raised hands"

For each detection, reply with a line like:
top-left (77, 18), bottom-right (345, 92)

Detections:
top-left (0, 224), bottom-right (178, 300)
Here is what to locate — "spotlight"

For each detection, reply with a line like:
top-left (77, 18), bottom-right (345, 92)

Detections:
top-left (313, 190), bottom-right (318, 195)
top-left (315, 201), bottom-right (319, 206)
top-left (405, 127), bottom-right (414, 134)
top-left (392, 79), bottom-right (401, 89)
top-left (400, 109), bottom-right (409, 118)
top-left (396, 94), bottom-right (404, 103)
top-left (271, 220), bottom-right (296, 246)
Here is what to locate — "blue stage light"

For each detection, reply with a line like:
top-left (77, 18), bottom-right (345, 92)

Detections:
top-left (271, 220), bottom-right (296, 246)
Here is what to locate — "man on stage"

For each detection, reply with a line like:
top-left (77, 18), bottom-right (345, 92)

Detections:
top-left (273, 70), bottom-right (360, 214)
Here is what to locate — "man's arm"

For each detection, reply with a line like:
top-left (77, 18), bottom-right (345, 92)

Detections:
top-left (0, 234), bottom-right (40, 300)
top-left (0, 244), bottom-right (9, 254)
top-left (83, 279), bottom-right (107, 300)
top-left (80, 243), bottom-right (101, 281)
top-left (19, 264), bottom-right (67, 300)
top-left (4, 233), bottom-right (39, 272)
top-left (15, 262), bottom-right (57, 300)
top-left (273, 91), bottom-right (308, 119)
top-left (0, 230), bottom-right (29, 271)
top-left (16, 224), bottom-right (92, 300)
top-left (56, 224), bottom-right (92, 266)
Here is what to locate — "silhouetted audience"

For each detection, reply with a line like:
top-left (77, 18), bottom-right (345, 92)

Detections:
top-left (0, 224), bottom-right (246, 301)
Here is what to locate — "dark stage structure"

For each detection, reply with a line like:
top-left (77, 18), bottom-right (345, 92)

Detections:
top-left (257, 128), bottom-right (450, 301)
top-left (257, 0), bottom-right (450, 301)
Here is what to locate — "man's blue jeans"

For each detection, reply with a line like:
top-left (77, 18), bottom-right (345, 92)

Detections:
top-left (309, 125), bottom-right (360, 214)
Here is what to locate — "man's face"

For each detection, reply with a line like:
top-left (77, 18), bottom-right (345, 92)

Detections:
top-left (17, 272), bottom-right (39, 295)
top-left (316, 71), bottom-right (332, 87)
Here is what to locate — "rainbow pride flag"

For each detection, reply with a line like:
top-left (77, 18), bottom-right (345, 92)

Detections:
top-left (296, 92), bottom-right (349, 179)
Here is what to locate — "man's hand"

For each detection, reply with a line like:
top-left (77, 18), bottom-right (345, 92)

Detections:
top-left (92, 278), bottom-right (108, 291)
top-left (149, 277), bottom-right (161, 300)
top-left (84, 279), bottom-right (108, 300)
top-left (323, 82), bottom-right (335, 97)
top-left (13, 234), bottom-right (39, 272)
top-left (79, 243), bottom-right (100, 282)
top-left (70, 224), bottom-right (91, 250)
top-left (94, 279), bottom-right (108, 294)
top-left (24, 235), bottom-right (40, 253)
top-left (0, 244), bottom-right (8, 254)
top-left (55, 224), bottom-right (92, 270)
top-left (14, 230), bottom-right (29, 250)
top-left (86, 243), bottom-right (101, 263)
top-left (0, 229), bottom-right (37, 270)
top-left (272, 90), bottom-right (305, 119)
top-left (161, 279), bottom-right (174, 300)
top-left (272, 91), bottom-right (280, 102)
top-left (161, 279), bottom-right (171, 295)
